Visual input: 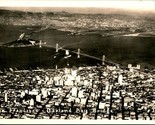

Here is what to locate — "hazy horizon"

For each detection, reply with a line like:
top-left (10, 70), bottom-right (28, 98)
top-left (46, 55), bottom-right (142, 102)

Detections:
top-left (1, 7), bottom-right (155, 15)
top-left (0, 0), bottom-right (155, 15)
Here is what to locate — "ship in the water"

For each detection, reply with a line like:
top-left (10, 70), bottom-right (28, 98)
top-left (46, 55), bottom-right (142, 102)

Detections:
top-left (2, 33), bottom-right (46, 47)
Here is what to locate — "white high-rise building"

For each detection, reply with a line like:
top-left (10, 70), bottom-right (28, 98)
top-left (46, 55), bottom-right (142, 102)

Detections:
top-left (118, 74), bottom-right (123, 85)
top-left (78, 90), bottom-right (84, 98)
top-left (36, 94), bottom-right (41, 103)
top-left (71, 87), bottom-right (78, 97)
top-left (71, 70), bottom-right (77, 77)
top-left (5, 92), bottom-right (8, 102)
top-left (30, 98), bottom-right (34, 106)
top-left (137, 64), bottom-right (141, 70)
top-left (20, 91), bottom-right (25, 98)
top-left (42, 88), bottom-right (48, 98)
top-left (128, 64), bottom-right (132, 69)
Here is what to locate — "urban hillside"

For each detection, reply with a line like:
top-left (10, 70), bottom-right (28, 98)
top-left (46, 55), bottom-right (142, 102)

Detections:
top-left (0, 9), bottom-right (155, 35)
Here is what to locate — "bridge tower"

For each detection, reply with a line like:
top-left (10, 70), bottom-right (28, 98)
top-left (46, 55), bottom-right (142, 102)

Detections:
top-left (77, 48), bottom-right (80, 58)
top-left (65, 50), bottom-right (69, 56)
top-left (102, 55), bottom-right (105, 65)
top-left (56, 43), bottom-right (59, 52)
top-left (39, 40), bottom-right (42, 48)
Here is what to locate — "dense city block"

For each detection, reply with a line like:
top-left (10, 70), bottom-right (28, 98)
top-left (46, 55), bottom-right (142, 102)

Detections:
top-left (0, 65), bottom-right (155, 119)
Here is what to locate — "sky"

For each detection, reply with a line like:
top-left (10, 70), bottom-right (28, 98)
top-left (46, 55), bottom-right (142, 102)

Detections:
top-left (0, 0), bottom-right (155, 13)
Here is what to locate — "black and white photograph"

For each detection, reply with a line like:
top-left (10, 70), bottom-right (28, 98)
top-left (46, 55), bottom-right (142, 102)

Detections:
top-left (0, 0), bottom-right (155, 122)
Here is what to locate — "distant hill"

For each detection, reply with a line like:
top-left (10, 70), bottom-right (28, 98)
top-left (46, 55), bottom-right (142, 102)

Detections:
top-left (0, 9), bottom-right (155, 33)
